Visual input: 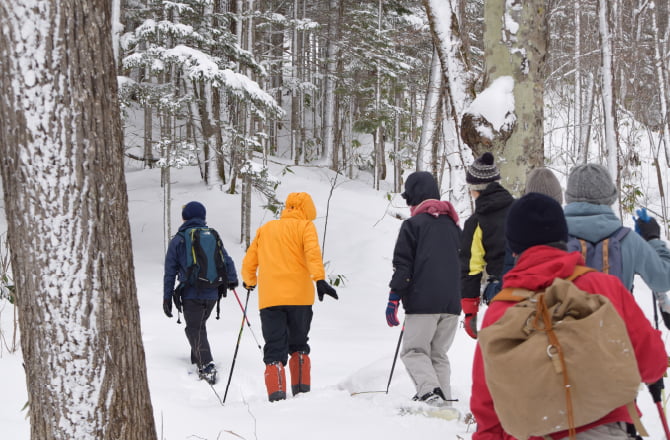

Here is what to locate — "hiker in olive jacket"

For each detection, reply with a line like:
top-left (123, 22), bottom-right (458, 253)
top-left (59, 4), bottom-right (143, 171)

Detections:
top-left (471, 193), bottom-right (667, 440)
top-left (459, 153), bottom-right (514, 339)
top-left (241, 192), bottom-right (338, 402)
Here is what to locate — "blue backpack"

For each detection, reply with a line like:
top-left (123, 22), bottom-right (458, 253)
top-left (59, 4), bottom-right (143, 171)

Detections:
top-left (180, 227), bottom-right (228, 289)
top-left (566, 227), bottom-right (631, 282)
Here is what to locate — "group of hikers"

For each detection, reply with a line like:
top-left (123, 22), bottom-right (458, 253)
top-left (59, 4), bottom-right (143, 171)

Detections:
top-left (163, 152), bottom-right (670, 440)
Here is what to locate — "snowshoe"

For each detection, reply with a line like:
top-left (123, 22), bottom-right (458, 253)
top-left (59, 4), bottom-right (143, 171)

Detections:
top-left (198, 362), bottom-right (217, 385)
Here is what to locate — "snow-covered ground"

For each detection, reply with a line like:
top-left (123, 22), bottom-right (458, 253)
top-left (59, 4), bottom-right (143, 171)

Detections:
top-left (0, 160), bottom-right (668, 439)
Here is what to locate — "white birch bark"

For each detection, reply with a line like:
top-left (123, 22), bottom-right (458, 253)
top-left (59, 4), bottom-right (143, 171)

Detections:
top-left (323, 0), bottom-right (339, 168)
top-left (417, 46), bottom-right (442, 172)
top-left (598, 0), bottom-right (620, 189)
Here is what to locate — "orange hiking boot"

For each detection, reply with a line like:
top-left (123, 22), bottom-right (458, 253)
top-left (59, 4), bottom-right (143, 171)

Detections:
top-left (289, 351), bottom-right (311, 395)
top-left (264, 362), bottom-right (286, 402)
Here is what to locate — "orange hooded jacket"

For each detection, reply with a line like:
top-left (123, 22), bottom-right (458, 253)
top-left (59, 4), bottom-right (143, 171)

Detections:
top-left (242, 192), bottom-right (326, 309)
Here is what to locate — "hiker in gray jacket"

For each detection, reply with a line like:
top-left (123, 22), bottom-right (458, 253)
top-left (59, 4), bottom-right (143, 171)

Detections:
top-left (564, 163), bottom-right (670, 321)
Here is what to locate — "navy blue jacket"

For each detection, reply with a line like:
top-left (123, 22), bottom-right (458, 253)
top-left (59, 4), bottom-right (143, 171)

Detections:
top-left (163, 218), bottom-right (238, 301)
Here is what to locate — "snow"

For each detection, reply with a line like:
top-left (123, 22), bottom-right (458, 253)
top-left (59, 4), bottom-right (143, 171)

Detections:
top-left (1, 161), bottom-right (669, 439)
top-left (465, 75), bottom-right (516, 135)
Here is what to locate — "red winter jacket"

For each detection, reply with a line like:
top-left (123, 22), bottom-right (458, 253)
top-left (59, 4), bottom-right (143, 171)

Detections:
top-left (471, 245), bottom-right (667, 440)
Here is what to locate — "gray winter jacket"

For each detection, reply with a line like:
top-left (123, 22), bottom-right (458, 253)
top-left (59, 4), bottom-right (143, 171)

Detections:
top-left (564, 202), bottom-right (670, 292)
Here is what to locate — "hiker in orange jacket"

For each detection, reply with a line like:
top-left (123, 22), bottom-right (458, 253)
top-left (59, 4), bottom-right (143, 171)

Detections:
top-left (471, 193), bottom-right (667, 440)
top-left (241, 192), bottom-right (338, 402)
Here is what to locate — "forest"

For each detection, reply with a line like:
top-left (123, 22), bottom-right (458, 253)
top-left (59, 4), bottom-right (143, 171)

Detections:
top-left (1, 0), bottom-right (669, 438)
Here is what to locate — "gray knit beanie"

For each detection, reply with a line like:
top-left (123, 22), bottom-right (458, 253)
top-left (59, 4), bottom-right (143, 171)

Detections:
top-left (525, 167), bottom-right (563, 204)
top-left (565, 163), bottom-right (617, 205)
top-left (466, 152), bottom-right (500, 190)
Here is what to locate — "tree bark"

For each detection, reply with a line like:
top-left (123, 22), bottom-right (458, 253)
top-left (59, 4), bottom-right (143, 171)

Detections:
top-left (0, 1), bottom-right (157, 439)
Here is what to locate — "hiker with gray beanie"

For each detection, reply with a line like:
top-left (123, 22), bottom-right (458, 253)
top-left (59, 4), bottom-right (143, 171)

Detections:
top-left (564, 163), bottom-right (670, 327)
top-left (525, 167), bottom-right (563, 204)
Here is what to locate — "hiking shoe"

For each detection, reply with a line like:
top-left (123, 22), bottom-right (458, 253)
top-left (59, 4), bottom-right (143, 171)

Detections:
top-left (419, 390), bottom-right (446, 407)
top-left (198, 362), bottom-right (217, 385)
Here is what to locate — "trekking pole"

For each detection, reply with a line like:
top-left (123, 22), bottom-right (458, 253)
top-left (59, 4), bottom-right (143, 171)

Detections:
top-left (386, 320), bottom-right (405, 394)
top-left (223, 288), bottom-right (252, 404)
top-left (232, 289), bottom-right (262, 350)
top-left (656, 401), bottom-right (670, 440)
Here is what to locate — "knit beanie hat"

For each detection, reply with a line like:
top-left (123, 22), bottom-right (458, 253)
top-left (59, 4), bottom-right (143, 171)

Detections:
top-left (466, 152), bottom-right (500, 190)
top-left (565, 164), bottom-right (617, 205)
top-left (182, 201), bottom-right (206, 220)
top-left (505, 193), bottom-right (568, 254)
top-left (525, 167), bottom-right (563, 204)
top-left (401, 171), bottom-right (440, 206)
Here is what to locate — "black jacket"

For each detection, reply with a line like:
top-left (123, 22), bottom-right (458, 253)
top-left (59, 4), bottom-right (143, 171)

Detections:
top-left (390, 171), bottom-right (462, 314)
top-left (460, 182), bottom-right (514, 300)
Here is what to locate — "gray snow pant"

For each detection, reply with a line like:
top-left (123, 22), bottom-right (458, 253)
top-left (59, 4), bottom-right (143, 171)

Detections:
top-left (400, 313), bottom-right (458, 399)
top-left (568, 422), bottom-right (628, 439)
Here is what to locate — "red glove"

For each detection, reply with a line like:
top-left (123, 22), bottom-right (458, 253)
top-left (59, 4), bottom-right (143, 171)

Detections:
top-left (461, 298), bottom-right (480, 339)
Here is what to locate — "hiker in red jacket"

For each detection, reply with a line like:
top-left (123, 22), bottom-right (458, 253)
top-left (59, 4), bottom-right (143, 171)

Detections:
top-left (471, 193), bottom-right (667, 440)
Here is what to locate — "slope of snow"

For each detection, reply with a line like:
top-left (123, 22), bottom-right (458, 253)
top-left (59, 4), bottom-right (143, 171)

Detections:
top-left (0, 160), bottom-right (668, 439)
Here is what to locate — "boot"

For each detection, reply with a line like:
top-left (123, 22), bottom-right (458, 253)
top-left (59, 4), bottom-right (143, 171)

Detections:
top-left (289, 351), bottom-right (311, 395)
top-left (264, 362), bottom-right (286, 402)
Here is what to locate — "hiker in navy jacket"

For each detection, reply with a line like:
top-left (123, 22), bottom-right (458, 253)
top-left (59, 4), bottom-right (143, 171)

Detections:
top-left (163, 201), bottom-right (238, 383)
top-left (386, 171), bottom-right (462, 406)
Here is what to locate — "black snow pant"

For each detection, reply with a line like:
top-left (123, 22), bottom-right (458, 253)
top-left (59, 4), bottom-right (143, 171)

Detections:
top-left (260, 305), bottom-right (313, 365)
top-left (182, 298), bottom-right (216, 367)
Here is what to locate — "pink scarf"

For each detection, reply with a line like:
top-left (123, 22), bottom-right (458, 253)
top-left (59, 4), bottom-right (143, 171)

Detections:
top-left (410, 199), bottom-right (459, 226)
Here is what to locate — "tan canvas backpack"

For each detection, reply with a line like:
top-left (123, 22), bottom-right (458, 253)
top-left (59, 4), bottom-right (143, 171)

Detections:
top-left (478, 266), bottom-right (645, 440)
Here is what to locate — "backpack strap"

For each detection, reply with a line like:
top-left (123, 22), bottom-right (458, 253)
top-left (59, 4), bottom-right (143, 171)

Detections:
top-left (493, 266), bottom-right (595, 303)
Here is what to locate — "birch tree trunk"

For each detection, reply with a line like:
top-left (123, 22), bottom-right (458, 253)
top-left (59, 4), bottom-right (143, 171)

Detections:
top-left (573, 0), bottom-right (583, 158)
top-left (0, 1), bottom-right (157, 439)
top-left (417, 46), bottom-right (442, 172)
top-left (651, 1), bottom-right (670, 166)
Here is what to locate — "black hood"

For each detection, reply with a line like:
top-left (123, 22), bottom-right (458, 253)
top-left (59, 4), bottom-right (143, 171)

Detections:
top-left (402, 171), bottom-right (440, 206)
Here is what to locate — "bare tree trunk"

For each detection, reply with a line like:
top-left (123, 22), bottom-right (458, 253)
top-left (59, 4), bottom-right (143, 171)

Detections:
top-left (0, 1), bottom-right (157, 439)
top-left (598, 0), bottom-right (620, 199)
top-left (323, 0), bottom-right (339, 167)
top-left (574, 0), bottom-right (583, 158)
top-left (417, 46), bottom-right (442, 172)
top-left (480, 0), bottom-right (547, 194)
top-left (651, 3), bottom-right (670, 166)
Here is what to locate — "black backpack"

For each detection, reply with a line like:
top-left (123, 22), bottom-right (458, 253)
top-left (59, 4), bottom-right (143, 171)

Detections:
top-left (180, 227), bottom-right (229, 290)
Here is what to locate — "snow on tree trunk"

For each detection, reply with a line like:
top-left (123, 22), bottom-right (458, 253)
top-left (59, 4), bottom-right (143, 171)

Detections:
top-left (323, 0), bottom-right (339, 168)
top-left (0, 2), bottom-right (157, 440)
top-left (417, 46), bottom-right (442, 172)
top-left (651, 1), bottom-right (670, 166)
top-left (574, 0), bottom-right (583, 159)
top-left (598, 0), bottom-right (620, 195)
top-left (465, 0), bottom-right (546, 195)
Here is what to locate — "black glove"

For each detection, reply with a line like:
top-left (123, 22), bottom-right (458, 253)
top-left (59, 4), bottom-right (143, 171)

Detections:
top-left (228, 280), bottom-right (239, 290)
top-left (217, 284), bottom-right (227, 299)
top-left (635, 216), bottom-right (661, 241)
top-left (163, 298), bottom-right (173, 317)
top-left (648, 377), bottom-right (665, 403)
top-left (243, 282), bottom-right (255, 291)
top-left (316, 280), bottom-right (338, 301)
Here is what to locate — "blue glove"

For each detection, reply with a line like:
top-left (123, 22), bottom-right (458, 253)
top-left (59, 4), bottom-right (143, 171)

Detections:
top-left (635, 208), bottom-right (660, 241)
top-left (386, 292), bottom-right (400, 327)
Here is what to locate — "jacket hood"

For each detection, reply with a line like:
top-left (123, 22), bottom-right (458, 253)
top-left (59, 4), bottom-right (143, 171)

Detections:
top-left (281, 192), bottom-right (317, 220)
top-left (402, 171), bottom-right (440, 206)
top-left (503, 245), bottom-right (584, 291)
top-left (564, 202), bottom-right (622, 242)
top-left (178, 218), bottom-right (207, 232)
top-left (475, 182), bottom-right (514, 215)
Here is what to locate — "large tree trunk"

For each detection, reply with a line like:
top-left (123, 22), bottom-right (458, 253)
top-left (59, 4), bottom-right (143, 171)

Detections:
top-left (323, 0), bottom-right (340, 168)
top-left (479, 0), bottom-right (547, 195)
top-left (0, 2), bottom-right (157, 440)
